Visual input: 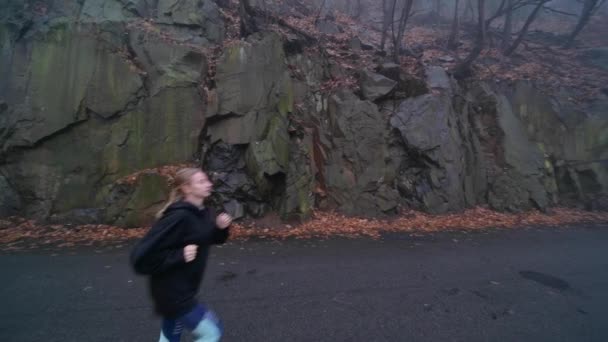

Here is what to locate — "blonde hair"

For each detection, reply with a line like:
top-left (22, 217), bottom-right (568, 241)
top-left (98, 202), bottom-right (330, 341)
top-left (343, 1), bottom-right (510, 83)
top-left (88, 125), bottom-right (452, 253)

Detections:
top-left (156, 167), bottom-right (203, 219)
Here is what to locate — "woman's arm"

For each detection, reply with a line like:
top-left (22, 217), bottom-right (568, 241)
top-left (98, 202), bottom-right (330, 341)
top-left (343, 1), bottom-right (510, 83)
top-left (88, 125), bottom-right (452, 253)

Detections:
top-left (131, 247), bottom-right (186, 275)
top-left (211, 212), bottom-right (232, 245)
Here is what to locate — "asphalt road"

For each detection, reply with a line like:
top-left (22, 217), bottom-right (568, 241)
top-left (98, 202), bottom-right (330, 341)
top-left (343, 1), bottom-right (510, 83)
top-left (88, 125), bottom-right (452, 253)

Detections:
top-left (1, 224), bottom-right (607, 341)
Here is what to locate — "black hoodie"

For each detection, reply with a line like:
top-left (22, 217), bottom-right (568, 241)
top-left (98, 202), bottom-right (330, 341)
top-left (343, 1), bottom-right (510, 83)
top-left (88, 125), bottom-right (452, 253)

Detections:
top-left (130, 201), bottom-right (230, 318)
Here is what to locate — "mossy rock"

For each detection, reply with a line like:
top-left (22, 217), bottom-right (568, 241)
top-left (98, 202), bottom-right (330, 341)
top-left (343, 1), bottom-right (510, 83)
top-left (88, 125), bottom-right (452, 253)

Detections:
top-left (112, 172), bottom-right (170, 227)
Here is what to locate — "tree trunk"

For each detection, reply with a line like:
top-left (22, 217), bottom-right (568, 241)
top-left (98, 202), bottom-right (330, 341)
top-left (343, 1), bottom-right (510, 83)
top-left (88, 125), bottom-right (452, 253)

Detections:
top-left (464, 0), bottom-right (475, 22)
top-left (485, 0), bottom-right (506, 29)
top-left (380, 0), bottom-right (397, 52)
top-left (434, 0), bottom-right (442, 17)
top-left (239, 0), bottom-right (258, 36)
top-left (314, 0), bottom-right (327, 24)
top-left (453, 0), bottom-right (486, 78)
top-left (448, 0), bottom-right (461, 50)
top-left (565, 0), bottom-right (604, 48)
top-left (392, 0), bottom-right (415, 63)
top-left (501, 0), bottom-right (513, 51)
top-left (504, 0), bottom-right (549, 56)
top-left (486, 0), bottom-right (534, 31)
top-left (353, 0), bottom-right (363, 19)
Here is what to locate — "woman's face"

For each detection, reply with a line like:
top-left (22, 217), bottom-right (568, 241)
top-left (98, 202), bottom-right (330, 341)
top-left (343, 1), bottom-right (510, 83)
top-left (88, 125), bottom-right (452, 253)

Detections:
top-left (183, 171), bottom-right (213, 200)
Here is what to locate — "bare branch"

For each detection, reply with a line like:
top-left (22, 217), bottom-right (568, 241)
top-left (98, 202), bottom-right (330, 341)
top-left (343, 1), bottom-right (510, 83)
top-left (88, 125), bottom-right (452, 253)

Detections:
top-left (454, 0), bottom-right (486, 78)
top-left (565, 0), bottom-right (606, 47)
top-left (504, 0), bottom-right (550, 56)
top-left (448, 0), bottom-right (461, 50)
top-left (542, 6), bottom-right (578, 17)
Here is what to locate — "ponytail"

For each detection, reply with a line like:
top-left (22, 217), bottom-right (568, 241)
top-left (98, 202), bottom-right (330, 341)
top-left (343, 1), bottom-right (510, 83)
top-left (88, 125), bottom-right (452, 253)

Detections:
top-left (155, 188), bottom-right (181, 219)
top-left (154, 167), bottom-right (202, 219)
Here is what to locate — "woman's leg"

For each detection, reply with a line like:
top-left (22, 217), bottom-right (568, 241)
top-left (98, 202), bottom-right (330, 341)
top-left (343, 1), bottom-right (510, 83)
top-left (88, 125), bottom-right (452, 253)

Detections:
top-left (159, 318), bottom-right (183, 342)
top-left (180, 304), bottom-right (222, 342)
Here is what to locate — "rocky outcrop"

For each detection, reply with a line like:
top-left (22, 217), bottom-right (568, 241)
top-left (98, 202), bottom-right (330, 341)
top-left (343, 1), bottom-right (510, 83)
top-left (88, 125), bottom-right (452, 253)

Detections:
top-left (323, 90), bottom-right (399, 214)
top-left (390, 79), bottom-right (467, 213)
top-left (0, 1), bottom-right (606, 227)
top-left (359, 70), bottom-right (397, 101)
top-left (0, 0), bottom-right (213, 221)
top-left (507, 82), bottom-right (608, 210)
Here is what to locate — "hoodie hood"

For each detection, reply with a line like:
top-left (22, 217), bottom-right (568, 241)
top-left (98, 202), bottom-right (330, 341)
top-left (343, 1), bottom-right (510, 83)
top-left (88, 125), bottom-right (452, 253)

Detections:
top-left (164, 200), bottom-right (205, 215)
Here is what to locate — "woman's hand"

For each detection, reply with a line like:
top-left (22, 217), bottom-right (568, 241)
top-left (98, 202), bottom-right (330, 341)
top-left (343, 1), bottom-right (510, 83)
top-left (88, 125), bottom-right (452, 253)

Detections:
top-left (216, 213), bottom-right (233, 229)
top-left (183, 244), bottom-right (198, 262)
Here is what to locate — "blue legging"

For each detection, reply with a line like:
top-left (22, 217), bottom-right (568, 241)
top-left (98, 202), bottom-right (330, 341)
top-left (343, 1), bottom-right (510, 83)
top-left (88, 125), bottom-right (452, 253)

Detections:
top-left (159, 304), bottom-right (222, 342)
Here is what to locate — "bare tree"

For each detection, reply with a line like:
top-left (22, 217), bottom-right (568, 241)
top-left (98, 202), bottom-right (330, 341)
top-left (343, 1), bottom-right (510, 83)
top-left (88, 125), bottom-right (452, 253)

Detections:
top-left (380, 0), bottom-right (398, 52)
top-left (485, 0), bottom-right (537, 30)
top-left (485, 0), bottom-right (507, 28)
top-left (433, 0), bottom-right (443, 17)
top-left (464, 0), bottom-right (475, 22)
top-left (564, 0), bottom-right (606, 48)
top-left (448, 0), bottom-right (461, 50)
top-left (391, 0), bottom-right (415, 63)
top-left (239, 0), bottom-right (258, 36)
top-left (353, 0), bottom-right (363, 19)
top-left (504, 0), bottom-right (551, 56)
top-left (501, 0), bottom-right (513, 50)
top-left (454, 0), bottom-right (486, 78)
top-left (314, 0), bottom-right (327, 24)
